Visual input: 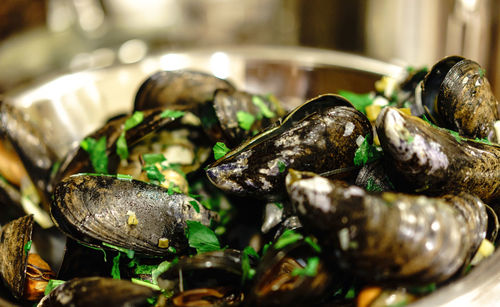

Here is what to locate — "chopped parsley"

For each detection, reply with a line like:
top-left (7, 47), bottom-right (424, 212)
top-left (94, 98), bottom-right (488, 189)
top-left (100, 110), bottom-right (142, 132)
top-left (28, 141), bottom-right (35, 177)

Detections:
top-left (189, 200), bottom-right (200, 213)
top-left (160, 109), bottom-right (185, 119)
top-left (474, 137), bottom-right (492, 145)
top-left (409, 282), bottom-right (436, 295)
top-left (131, 278), bottom-right (161, 290)
top-left (24, 240), bottom-right (32, 256)
top-left (366, 178), bottom-right (384, 192)
top-left (304, 236), bottom-right (322, 253)
top-left (152, 259), bottom-right (177, 284)
top-left (274, 229), bottom-right (303, 249)
top-left (78, 242), bottom-right (107, 261)
top-left (143, 153), bottom-right (167, 165)
top-left (354, 135), bottom-right (383, 166)
top-left (291, 257), bottom-right (319, 277)
top-left (213, 142), bottom-right (230, 160)
top-left (111, 253), bottom-right (121, 279)
top-left (261, 241), bottom-right (273, 256)
top-left (185, 221), bottom-right (220, 253)
top-left (241, 246), bottom-right (258, 282)
top-left (134, 264), bottom-right (157, 275)
top-left (236, 111), bottom-right (255, 131)
top-left (44, 279), bottom-right (65, 296)
top-left (278, 160), bottom-right (286, 173)
top-left (338, 90), bottom-right (374, 114)
top-left (117, 173), bottom-right (133, 180)
top-left (479, 68), bottom-right (486, 78)
top-left (116, 111), bottom-right (144, 160)
top-left (273, 202), bottom-right (283, 209)
top-left (144, 165), bottom-right (165, 184)
top-left (80, 136), bottom-right (108, 174)
top-left (252, 95), bottom-right (276, 118)
top-left (102, 242), bottom-right (135, 259)
top-left (50, 161), bottom-right (61, 177)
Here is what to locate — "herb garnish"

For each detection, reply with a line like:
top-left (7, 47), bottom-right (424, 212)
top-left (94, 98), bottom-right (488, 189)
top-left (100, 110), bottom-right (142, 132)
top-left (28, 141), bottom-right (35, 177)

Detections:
top-left (291, 257), bottom-right (319, 277)
top-left (274, 229), bottom-right (303, 249)
top-left (338, 90), bottom-right (374, 114)
top-left (143, 153), bottom-right (167, 165)
top-left (366, 178), bottom-right (384, 192)
top-left (24, 240), bottom-right (32, 256)
top-left (185, 221), bottom-right (221, 253)
top-left (241, 246), bottom-right (258, 282)
top-left (44, 279), bottom-right (65, 296)
top-left (189, 200), bottom-right (200, 213)
top-left (131, 278), bottom-right (161, 290)
top-left (304, 236), bottom-right (322, 253)
top-left (273, 202), bottom-right (283, 209)
top-left (236, 111), bottom-right (255, 131)
top-left (252, 95), bottom-right (276, 118)
top-left (102, 242), bottom-right (135, 259)
top-left (278, 160), bottom-right (286, 173)
top-left (353, 135), bottom-right (383, 166)
top-left (116, 111), bottom-right (144, 160)
top-left (80, 136), bottom-right (108, 173)
top-left (111, 253), bottom-right (121, 279)
top-left (160, 109), bottom-right (185, 119)
top-left (213, 142), bottom-right (230, 160)
top-left (152, 259), bottom-right (177, 284)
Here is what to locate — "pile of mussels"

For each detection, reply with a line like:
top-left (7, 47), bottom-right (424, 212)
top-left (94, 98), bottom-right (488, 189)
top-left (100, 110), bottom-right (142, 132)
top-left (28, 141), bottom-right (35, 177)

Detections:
top-left (0, 56), bottom-right (499, 307)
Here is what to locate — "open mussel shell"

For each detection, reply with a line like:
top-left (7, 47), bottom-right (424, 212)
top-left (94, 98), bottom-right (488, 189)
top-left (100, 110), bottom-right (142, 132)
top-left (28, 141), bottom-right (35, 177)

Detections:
top-left (157, 249), bottom-right (245, 306)
top-left (420, 56), bottom-right (500, 141)
top-left (0, 215), bottom-right (33, 299)
top-left (376, 107), bottom-right (500, 202)
top-left (37, 277), bottom-right (157, 307)
top-left (286, 170), bottom-right (487, 285)
top-left (248, 240), bottom-right (330, 306)
top-left (213, 90), bottom-right (284, 146)
top-left (206, 94), bottom-right (372, 201)
top-left (51, 174), bottom-right (218, 256)
top-left (134, 70), bottom-right (235, 112)
top-left (1, 103), bottom-right (57, 206)
top-left (52, 107), bottom-right (179, 186)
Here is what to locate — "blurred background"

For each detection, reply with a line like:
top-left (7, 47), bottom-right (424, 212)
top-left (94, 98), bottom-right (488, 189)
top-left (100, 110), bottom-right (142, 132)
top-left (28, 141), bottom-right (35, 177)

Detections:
top-left (0, 0), bottom-right (499, 95)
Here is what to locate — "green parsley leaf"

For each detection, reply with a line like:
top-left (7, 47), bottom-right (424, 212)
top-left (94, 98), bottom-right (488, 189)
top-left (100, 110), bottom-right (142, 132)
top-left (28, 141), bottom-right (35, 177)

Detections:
top-left (117, 173), bottom-right (133, 180)
top-left (261, 241), bottom-right (273, 256)
top-left (111, 253), bottom-right (121, 279)
top-left (409, 282), bottom-right (436, 295)
top-left (24, 240), bottom-right (32, 256)
top-left (152, 259), bottom-right (177, 284)
top-left (274, 229), bottom-right (303, 249)
top-left (144, 165), bottom-right (165, 184)
top-left (353, 135), bottom-right (383, 166)
top-left (185, 220), bottom-right (221, 254)
top-left (168, 246), bottom-right (177, 253)
top-left (304, 236), bottom-right (322, 253)
top-left (387, 300), bottom-right (408, 307)
top-left (143, 153), bottom-right (167, 165)
top-left (102, 242), bottom-right (135, 259)
top-left (80, 136), bottom-right (108, 174)
top-left (252, 95), bottom-right (276, 118)
top-left (134, 264), bottom-right (157, 275)
top-left (278, 160), bottom-right (286, 173)
top-left (44, 279), bottom-right (65, 296)
top-left (116, 132), bottom-right (129, 160)
top-left (241, 246), bottom-right (258, 283)
top-left (474, 137), bottom-right (492, 145)
top-left (167, 182), bottom-right (182, 195)
top-left (345, 286), bottom-right (356, 299)
top-left (78, 242), bottom-right (107, 261)
top-left (479, 68), bottom-right (486, 78)
top-left (189, 200), bottom-right (200, 213)
top-left (366, 178), bottom-right (384, 192)
top-left (338, 90), bottom-right (374, 114)
top-left (50, 161), bottom-right (61, 178)
top-left (291, 257), bottom-right (319, 277)
top-left (124, 111), bottom-right (144, 130)
top-left (236, 111), bottom-right (256, 131)
top-left (448, 130), bottom-right (463, 143)
top-left (160, 109), bottom-right (185, 119)
top-left (273, 202), bottom-right (283, 209)
top-left (213, 142), bottom-right (230, 160)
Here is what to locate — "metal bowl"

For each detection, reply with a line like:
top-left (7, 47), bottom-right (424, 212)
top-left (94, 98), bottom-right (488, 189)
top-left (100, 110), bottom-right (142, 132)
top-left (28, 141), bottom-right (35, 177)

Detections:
top-left (3, 46), bottom-right (498, 306)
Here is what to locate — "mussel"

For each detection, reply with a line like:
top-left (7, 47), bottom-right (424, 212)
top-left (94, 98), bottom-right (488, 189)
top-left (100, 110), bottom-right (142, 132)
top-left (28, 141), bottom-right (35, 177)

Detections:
top-left (37, 277), bottom-right (157, 307)
top-left (376, 107), bottom-right (500, 202)
top-left (206, 94), bottom-right (372, 200)
top-left (286, 170), bottom-right (487, 284)
top-left (419, 56), bottom-right (500, 142)
top-left (157, 249), bottom-right (246, 306)
top-left (51, 174), bottom-right (218, 256)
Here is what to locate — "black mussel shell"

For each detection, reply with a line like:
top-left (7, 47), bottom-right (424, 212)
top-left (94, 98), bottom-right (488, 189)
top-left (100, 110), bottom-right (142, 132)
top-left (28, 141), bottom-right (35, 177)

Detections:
top-left (420, 56), bottom-right (500, 141)
top-left (134, 70), bottom-right (235, 112)
top-left (51, 107), bottom-right (178, 186)
top-left (38, 277), bottom-right (157, 307)
top-left (51, 174), bottom-right (217, 256)
top-left (1, 103), bottom-right (57, 207)
top-left (206, 94), bottom-right (372, 201)
top-left (157, 249), bottom-right (245, 306)
top-left (286, 170), bottom-right (487, 285)
top-left (213, 89), bottom-right (285, 146)
top-left (376, 107), bottom-right (500, 202)
top-left (354, 160), bottom-right (394, 192)
top-left (0, 215), bottom-right (33, 299)
top-left (248, 239), bottom-right (330, 306)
